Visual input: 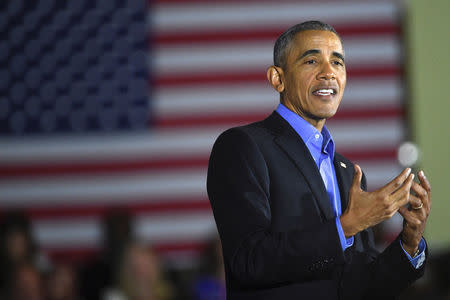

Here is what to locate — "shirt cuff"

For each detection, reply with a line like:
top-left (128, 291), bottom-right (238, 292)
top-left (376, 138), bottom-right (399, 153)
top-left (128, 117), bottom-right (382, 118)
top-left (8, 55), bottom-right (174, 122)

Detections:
top-left (335, 217), bottom-right (354, 251)
top-left (400, 238), bottom-right (426, 269)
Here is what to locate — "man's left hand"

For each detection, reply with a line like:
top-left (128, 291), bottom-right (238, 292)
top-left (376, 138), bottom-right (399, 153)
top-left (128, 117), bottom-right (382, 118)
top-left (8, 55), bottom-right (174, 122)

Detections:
top-left (398, 170), bottom-right (431, 256)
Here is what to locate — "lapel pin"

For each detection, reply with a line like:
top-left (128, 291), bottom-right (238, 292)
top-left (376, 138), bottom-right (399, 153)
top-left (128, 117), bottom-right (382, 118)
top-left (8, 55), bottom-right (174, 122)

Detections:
top-left (340, 162), bottom-right (347, 168)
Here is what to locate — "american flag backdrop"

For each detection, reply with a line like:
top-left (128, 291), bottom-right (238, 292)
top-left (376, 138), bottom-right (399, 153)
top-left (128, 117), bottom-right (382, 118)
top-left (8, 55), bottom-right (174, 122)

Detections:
top-left (1, 0), bottom-right (406, 267)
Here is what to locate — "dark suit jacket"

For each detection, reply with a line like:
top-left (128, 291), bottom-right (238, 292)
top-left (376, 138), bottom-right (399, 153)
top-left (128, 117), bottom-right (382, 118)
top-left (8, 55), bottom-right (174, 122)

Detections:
top-left (207, 112), bottom-right (426, 300)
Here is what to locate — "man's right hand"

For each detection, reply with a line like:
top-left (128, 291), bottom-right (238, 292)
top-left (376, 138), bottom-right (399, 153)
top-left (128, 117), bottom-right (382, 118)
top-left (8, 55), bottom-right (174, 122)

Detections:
top-left (340, 165), bottom-right (415, 238)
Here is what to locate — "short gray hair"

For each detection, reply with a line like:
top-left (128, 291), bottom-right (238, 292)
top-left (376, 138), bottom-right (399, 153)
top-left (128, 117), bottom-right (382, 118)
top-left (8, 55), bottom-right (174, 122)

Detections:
top-left (273, 21), bottom-right (341, 68)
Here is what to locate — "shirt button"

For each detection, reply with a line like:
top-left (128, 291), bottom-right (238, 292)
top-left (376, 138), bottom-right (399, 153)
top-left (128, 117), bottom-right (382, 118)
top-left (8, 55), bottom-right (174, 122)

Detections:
top-left (315, 134), bottom-right (320, 140)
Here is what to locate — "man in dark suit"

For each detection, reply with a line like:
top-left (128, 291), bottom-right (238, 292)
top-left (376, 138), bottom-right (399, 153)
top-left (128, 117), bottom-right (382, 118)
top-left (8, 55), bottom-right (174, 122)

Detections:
top-left (207, 21), bottom-right (431, 299)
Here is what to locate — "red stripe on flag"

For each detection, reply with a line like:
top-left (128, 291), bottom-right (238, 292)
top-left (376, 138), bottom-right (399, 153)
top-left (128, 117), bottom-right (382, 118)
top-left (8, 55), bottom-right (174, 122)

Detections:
top-left (153, 0), bottom-right (269, 3)
top-left (152, 0), bottom-right (373, 4)
top-left (153, 0), bottom-right (287, 3)
top-left (154, 241), bottom-right (208, 253)
top-left (343, 149), bottom-right (398, 163)
top-left (154, 24), bottom-right (400, 45)
top-left (2, 148), bottom-right (398, 179)
top-left (1, 156), bottom-right (209, 178)
top-left (333, 107), bottom-right (404, 120)
top-left (26, 198), bottom-right (211, 220)
top-left (154, 107), bottom-right (404, 128)
top-left (45, 241), bottom-right (208, 263)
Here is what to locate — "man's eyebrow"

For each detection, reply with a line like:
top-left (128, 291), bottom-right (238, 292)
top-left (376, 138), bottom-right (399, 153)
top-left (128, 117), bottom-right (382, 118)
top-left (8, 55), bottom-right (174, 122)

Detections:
top-left (333, 51), bottom-right (345, 62)
top-left (297, 49), bottom-right (346, 63)
top-left (298, 49), bottom-right (320, 60)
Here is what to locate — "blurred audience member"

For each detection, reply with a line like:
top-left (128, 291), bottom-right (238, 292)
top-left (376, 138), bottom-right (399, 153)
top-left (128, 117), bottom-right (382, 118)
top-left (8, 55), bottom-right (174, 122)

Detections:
top-left (80, 209), bottom-right (133, 300)
top-left (5, 263), bottom-right (45, 300)
top-left (104, 242), bottom-right (174, 300)
top-left (0, 211), bottom-right (50, 293)
top-left (46, 262), bottom-right (82, 300)
top-left (192, 237), bottom-right (225, 300)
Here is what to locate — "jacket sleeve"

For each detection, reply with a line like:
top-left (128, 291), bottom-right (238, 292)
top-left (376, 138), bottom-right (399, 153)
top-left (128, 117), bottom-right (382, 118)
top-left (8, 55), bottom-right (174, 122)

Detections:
top-left (207, 128), bottom-right (346, 288)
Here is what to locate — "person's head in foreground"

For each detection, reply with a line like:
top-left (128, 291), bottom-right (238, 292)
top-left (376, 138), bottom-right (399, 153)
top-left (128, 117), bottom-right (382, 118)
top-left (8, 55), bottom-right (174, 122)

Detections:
top-left (267, 20), bottom-right (345, 131)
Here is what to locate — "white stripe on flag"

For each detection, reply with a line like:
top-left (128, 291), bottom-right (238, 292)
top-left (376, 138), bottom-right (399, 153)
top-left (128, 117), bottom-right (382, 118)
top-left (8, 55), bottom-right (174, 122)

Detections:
top-left (33, 212), bottom-right (216, 248)
top-left (154, 35), bottom-right (400, 75)
top-left (0, 119), bottom-right (402, 165)
top-left (0, 169), bottom-right (207, 206)
top-left (153, 2), bottom-right (397, 32)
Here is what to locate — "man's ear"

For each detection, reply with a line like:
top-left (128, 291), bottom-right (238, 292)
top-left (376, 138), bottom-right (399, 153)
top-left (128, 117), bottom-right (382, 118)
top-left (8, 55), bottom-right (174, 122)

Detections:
top-left (267, 66), bottom-right (284, 93)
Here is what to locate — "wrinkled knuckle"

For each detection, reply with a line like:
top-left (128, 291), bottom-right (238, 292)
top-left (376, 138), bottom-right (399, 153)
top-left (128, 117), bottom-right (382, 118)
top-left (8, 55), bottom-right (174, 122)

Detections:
top-left (401, 192), bottom-right (409, 201)
top-left (386, 206), bottom-right (396, 217)
top-left (402, 184), bottom-right (411, 193)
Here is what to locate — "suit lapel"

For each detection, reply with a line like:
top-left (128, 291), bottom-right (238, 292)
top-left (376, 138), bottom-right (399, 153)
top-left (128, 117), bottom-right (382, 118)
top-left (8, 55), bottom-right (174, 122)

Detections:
top-left (268, 113), bottom-right (334, 220)
top-left (333, 155), bottom-right (352, 213)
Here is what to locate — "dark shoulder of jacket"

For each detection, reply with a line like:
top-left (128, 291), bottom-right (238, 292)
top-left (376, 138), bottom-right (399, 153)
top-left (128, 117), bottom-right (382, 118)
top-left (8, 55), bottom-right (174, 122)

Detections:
top-left (213, 112), bottom-right (281, 148)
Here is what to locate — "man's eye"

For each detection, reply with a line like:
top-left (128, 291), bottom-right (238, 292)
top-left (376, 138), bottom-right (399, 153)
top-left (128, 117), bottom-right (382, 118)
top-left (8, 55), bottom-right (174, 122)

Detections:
top-left (305, 59), bottom-right (316, 64)
top-left (333, 61), bottom-right (344, 66)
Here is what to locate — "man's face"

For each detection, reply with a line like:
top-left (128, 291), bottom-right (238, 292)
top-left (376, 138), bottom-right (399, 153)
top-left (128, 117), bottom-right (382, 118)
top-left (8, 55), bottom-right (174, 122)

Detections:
top-left (281, 30), bottom-right (346, 125)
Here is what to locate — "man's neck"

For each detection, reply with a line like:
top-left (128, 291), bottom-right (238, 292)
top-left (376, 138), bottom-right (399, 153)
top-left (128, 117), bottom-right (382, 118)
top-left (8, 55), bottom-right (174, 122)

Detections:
top-left (281, 101), bottom-right (326, 132)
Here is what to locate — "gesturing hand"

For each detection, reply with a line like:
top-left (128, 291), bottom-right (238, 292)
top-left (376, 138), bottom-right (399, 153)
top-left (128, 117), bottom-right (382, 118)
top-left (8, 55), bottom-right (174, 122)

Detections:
top-left (340, 165), bottom-right (415, 238)
top-left (398, 170), bottom-right (431, 256)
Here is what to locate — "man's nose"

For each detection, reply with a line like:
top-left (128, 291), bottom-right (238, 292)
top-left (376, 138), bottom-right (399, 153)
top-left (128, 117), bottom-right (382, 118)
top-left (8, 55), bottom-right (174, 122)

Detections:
top-left (317, 62), bottom-right (335, 80)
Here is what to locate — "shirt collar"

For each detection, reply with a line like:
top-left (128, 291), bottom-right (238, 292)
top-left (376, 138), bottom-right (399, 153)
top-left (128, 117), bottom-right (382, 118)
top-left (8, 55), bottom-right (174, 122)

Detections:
top-left (276, 103), bottom-right (335, 160)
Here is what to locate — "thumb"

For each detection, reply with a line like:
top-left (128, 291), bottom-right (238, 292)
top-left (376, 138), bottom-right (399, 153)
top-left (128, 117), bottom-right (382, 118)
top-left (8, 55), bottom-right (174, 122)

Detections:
top-left (351, 164), bottom-right (362, 191)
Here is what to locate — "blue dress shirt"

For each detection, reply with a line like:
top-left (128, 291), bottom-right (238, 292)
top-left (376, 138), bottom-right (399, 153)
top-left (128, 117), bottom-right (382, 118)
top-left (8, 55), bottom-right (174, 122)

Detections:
top-left (276, 103), bottom-right (425, 268)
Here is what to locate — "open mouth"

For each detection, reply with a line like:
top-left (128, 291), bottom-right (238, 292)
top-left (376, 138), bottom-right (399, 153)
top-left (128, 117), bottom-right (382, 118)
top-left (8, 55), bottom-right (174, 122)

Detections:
top-left (312, 88), bottom-right (337, 96)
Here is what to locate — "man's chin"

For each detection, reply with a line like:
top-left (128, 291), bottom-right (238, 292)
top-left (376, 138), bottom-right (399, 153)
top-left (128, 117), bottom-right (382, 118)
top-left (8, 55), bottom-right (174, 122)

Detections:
top-left (305, 111), bottom-right (337, 121)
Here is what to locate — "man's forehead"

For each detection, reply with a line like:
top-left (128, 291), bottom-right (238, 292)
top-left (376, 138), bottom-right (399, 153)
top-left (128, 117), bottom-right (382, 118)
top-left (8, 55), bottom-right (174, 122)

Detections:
top-left (291, 30), bottom-right (343, 53)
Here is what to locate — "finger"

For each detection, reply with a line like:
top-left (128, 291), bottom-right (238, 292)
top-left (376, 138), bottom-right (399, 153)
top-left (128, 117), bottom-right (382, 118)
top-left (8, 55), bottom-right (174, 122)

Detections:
top-left (391, 173), bottom-right (414, 205)
top-left (398, 206), bottom-right (409, 218)
top-left (381, 168), bottom-right (412, 194)
top-left (351, 164), bottom-right (363, 192)
top-left (399, 206), bottom-right (411, 221)
top-left (418, 170), bottom-right (431, 193)
top-left (405, 196), bottom-right (427, 218)
top-left (411, 182), bottom-right (429, 211)
top-left (418, 170), bottom-right (432, 207)
top-left (411, 181), bottom-right (427, 198)
top-left (399, 206), bottom-right (421, 227)
top-left (408, 194), bottom-right (423, 210)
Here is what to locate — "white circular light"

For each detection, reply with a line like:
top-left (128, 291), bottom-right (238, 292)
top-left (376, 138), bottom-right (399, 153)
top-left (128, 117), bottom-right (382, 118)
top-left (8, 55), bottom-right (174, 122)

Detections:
top-left (397, 141), bottom-right (420, 167)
